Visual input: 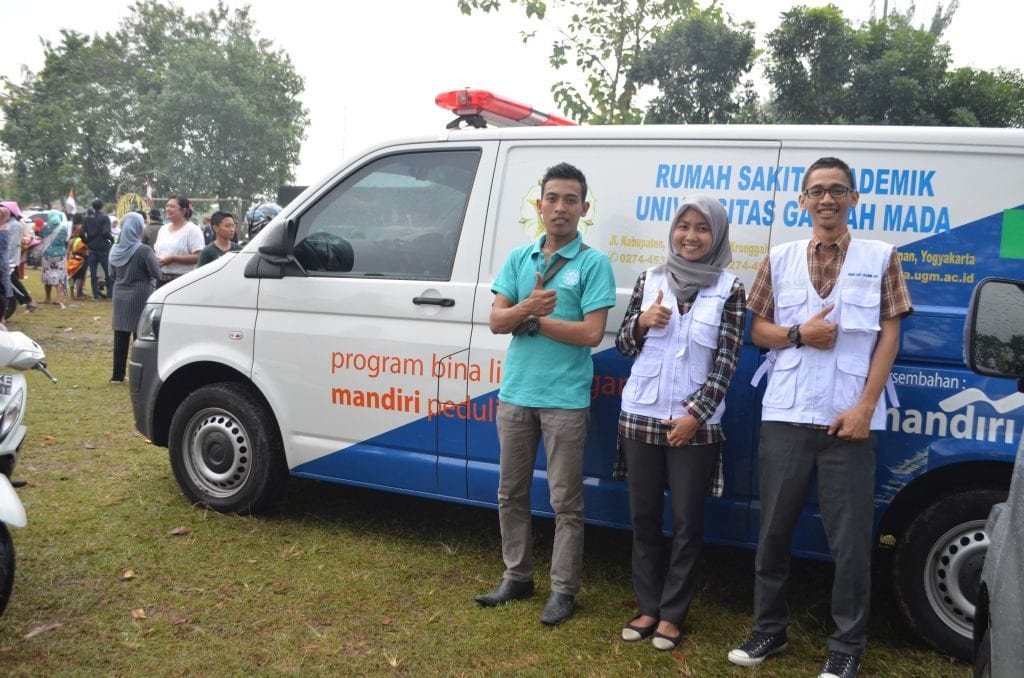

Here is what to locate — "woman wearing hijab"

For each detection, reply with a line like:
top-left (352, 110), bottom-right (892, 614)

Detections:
top-left (40, 210), bottom-right (69, 306)
top-left (0, 204), bottom-right (12, 323)
top-left (615, 195), bottom-right (747, 651)
top-left (109, 212), bottom-right (160, 383)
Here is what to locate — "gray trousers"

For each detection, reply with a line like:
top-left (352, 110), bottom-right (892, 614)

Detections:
top-left (496, 402), bottom-right (588, 595)
top-left (753, 421), bottom-right (876, 657)
top-left (623, 438), bottom-right (717, 625)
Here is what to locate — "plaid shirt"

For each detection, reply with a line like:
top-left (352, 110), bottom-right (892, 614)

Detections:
top-left (613, 270), bottom-right (747, 497)
top-left (747, 231), bottom-right (913, 321)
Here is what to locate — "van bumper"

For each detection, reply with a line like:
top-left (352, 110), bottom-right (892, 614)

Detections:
top-left (129, 339), bottom-right (162, 442)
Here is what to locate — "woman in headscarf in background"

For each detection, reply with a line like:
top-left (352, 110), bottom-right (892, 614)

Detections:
top-left (108, 212), bottom-right (160, 383)
top-left (40, 209), bottom-right (69, 307)
top-left (614, 195), bottom-right (747, 652)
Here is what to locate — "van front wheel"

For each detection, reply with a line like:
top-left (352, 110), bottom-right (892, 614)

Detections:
top-left (168, 382), bottom-right (287, 514)
top-left (893, 488), bottom-right (1003, 661)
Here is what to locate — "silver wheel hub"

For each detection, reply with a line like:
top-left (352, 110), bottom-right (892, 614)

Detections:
top-left (923, 519), bottom-right (989, 639)
top-left (182, 407), bottom-right (251, 498)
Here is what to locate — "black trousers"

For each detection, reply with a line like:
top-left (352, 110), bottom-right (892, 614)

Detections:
top-left (753, 422), bottom-right (876, 657)
top-left (9, 268), bottom-right (32, 303)
top-left (623, 438), bottom-right (717, 625)
top-left (112, 330), bottom-right (133, 381)
top-left (87, 249), bottom-right (112, 299)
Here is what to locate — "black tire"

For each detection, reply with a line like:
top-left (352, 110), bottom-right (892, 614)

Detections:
top-left (973, 626), bottom-right (992, 678)
top-left (893, 488), bottom-right (1005, 661)
top-left (0, 523), bottom-right (14, 616)
top-left (168, 382), bottom-right (287, 514)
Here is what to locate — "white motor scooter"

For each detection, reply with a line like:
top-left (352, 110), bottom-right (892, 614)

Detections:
top-left (0, 331), bottom-right (55, 615)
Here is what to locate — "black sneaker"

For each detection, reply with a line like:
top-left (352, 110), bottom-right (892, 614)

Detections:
top-left (727, 630), bottom-right (788, 666)
top-left (819, 651), bottom-right (858, 678)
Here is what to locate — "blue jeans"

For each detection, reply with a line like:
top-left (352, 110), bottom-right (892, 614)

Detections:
top-left (87, 249), bottom-right (112, 299)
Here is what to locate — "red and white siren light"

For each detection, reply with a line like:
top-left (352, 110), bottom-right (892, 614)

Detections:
top-left (435, 89), bottom-right (577, 128)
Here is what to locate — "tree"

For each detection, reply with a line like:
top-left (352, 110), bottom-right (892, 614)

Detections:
top-left (630, 5), bottom-right (757, 124)
top-left (458, 0), bottom-right (693, 124)
top-left (847, 13), bottom-right (950, 124)
top-left (132, 3), bottom-right (307, 211)
top-left (0, 1), bottom-right (307, 210)
top-left (763, 5), bottom-right (858, 124)
top-left (939, 67), bottom-right (1024, 127)
top-left (0, 30), bottom-right (124, 206)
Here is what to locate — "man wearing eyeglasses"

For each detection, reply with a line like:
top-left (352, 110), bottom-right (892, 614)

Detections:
top-left (728, 157), bottom-right (912, 678)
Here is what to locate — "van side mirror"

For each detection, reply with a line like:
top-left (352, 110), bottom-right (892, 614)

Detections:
top-left (256, 218), bottom-right (298, 263)
top-left (964, 277), bottom-right (1024, 391)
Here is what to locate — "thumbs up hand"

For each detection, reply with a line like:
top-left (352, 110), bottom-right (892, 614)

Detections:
top-left (524, 271), bottom-right (557, 316)
top-left (799, 303), bottom-right (837, 349)
top-left (639, 289), bottom-right (672, 331)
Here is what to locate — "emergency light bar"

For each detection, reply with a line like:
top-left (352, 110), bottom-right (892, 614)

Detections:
top-left (435, 89), bottom-right (577, 129)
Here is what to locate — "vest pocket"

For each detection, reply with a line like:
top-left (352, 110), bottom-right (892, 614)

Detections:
top-left (839, 287), bottom-right (881, 331)
top-left (833, 352), bottom-right (869, 411)
top-left (762, 347), bottom-right (801, 409)
top-left (776, 287), bottom-right (807, 326)
top-left (688, 317), bottom-right (720, 383)
top-left (626, 348), bottom-right (662, 404)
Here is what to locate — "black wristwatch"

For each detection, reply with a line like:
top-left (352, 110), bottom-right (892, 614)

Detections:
top-left (525, 315), bottom-right (541, 336)
top-left (787, 324), bottom-right (803, 348)
top-left (512, 315), bottom-right (542, 337)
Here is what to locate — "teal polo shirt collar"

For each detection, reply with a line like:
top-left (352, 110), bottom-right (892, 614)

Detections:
top-left (530, 232), bottom-right (584, 260)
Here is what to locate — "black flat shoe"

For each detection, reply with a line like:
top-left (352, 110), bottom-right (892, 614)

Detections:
top-left (621, 616), bottom-right (658, 642)
top-left (652, 630), bottom-right (683, 651)
top-left (540, 592), bottom-right (575, 626)
top-left (474, 578), bottom-right (534, 607)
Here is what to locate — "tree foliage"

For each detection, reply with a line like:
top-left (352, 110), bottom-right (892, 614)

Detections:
top-left (458, 0), bottom-right (693, 124)
top-left (0, 1), bottom-right (307, 210)
top-left (455, 0), bottom-right (1023, 129)
top-left (763, 5), bottom-right (858, 123)
top-left (630, 5), bottom-right (756, 124)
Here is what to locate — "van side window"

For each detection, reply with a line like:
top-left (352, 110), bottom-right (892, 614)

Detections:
top-left (293, 149), bottom-right (481, 279)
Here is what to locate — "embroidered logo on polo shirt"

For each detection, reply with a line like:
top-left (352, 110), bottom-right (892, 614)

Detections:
top-left (561, 269), bottom-right (581, 289)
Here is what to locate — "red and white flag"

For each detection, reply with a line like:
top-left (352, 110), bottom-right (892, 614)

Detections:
top-left (66, 190), bottom-right (76, 214)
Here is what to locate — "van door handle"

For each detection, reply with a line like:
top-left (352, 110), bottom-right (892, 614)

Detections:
top-left (413, 296), bottom-right (455, 307)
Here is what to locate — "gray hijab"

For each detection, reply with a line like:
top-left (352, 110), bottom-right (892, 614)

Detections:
top-left (109, 212), bottom-right (145, 267)
top-left (662, 194), bottom-right (733, 301)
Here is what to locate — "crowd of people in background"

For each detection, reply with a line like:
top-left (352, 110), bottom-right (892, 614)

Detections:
top-left (0, 194), bottom-right (283, 381)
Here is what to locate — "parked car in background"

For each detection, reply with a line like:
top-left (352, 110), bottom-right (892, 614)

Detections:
top-left (965, 278), bottom-right (1024, 678)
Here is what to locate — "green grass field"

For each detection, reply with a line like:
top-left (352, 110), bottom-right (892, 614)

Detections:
top-left (0, 275), bottom-right (968, 676)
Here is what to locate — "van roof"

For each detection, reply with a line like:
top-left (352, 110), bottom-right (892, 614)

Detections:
top-left (438, 123), bottom-right (1024, 149)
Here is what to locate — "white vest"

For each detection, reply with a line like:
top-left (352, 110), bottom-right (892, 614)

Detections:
top-left (760, 238), bottom-right (894, 429)
top-left (621, 267), bottom-right (736, 423)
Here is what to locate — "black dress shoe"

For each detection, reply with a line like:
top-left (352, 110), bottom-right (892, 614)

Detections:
top-left (474, 578), bottom-right (534, 607)
top-left (540, 592), bottom-right (575, 626)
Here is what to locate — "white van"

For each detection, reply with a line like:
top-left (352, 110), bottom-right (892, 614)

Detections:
top-left (130, 123), bottom-right (1024, 660)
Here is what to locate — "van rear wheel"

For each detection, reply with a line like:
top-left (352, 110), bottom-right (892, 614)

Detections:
top-left (893, 488), bottom-right (1004, 661)
top-left (168, 382), bottom-right (287, 514)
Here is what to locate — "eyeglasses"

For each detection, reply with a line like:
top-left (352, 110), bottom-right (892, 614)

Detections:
top-left (802, 185), bottom-right (854, 199)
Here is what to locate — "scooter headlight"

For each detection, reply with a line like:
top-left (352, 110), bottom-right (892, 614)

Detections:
top-left (0, 387), bottom-right (25, 444)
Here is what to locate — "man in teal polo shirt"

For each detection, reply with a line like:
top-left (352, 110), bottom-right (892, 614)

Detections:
top-left (474, 162), bottom-right (616, 626)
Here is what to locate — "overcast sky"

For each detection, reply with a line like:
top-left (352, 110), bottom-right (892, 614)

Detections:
top-left (2, 0), bottom-right (1023, 186)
